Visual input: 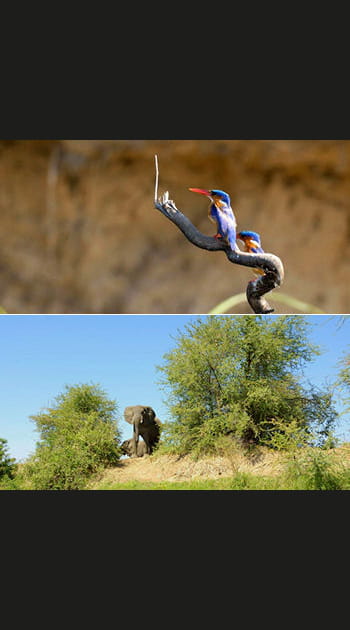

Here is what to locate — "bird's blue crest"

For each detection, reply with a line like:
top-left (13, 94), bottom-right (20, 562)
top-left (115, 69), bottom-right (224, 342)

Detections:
top-left (210, 189), bottom-right (231, 206)
top-left (238, 230), bottom-right (261, 243)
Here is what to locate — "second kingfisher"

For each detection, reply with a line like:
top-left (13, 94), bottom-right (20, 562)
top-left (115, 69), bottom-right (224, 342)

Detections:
top-left (237, 230), bottom-right (265, 276)
top-left (189, 188), bottom-right (238, 251)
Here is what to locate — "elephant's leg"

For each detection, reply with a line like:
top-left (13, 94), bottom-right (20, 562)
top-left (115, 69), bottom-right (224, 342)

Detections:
top-left (143, 432), bottom-right (152, 455)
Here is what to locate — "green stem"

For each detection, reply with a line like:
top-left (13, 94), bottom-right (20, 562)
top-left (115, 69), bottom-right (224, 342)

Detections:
top-left (209, 292), bottom-right (325, 314)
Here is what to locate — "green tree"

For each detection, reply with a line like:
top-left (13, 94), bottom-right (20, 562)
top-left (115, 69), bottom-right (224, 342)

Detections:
top-left (23, 383), bottom-right (121, 490)
top-left (0, 438), bottom-right (17, 480)
top-left (337, 352), bottom-right (350, 423)
top-left (157, 316), bottom-right (337, 455)
top-left (338, 355), bottom-right (350, 389)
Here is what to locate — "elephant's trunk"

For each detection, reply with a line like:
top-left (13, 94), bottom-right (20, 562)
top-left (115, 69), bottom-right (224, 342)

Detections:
top-left (132, 421), bottom-right (140, 457)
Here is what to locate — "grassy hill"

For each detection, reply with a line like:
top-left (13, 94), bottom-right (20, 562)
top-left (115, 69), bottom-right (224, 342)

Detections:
top-left (87, 443), bottom-right (350, 490)
top-left (3, 443), bottom-right (350, 490)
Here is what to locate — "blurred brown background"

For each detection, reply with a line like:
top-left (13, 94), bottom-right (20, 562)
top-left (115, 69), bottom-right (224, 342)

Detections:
top-left (0, 139), bottom-right (349, 314)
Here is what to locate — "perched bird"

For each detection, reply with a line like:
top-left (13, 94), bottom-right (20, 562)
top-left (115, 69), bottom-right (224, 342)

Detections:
top-left (189, 188), bottom-right (238, 251)
top-left (236, 230), bottom-right (265, 276)
top-left (237, 230), bottom-right (264, 254)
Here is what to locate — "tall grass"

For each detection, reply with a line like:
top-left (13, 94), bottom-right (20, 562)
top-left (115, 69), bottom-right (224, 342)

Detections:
top-left (209, 292), bottom-right (325, 314)
top-left (93, 475), bottom-right (281, 490)
top-left (3, 443), bottom-right (350, 491)
top-left (92, 472), bottom-right (350, 490)
top-left (91, 447), bottom-right (350, 490)
top-left (92, 466), bottom-right (350, 491)
top-left (283, 450), bottom-right (349, 490)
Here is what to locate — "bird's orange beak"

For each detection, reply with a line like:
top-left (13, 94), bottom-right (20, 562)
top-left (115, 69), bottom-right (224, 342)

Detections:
top-left (189, 188), bottom-right (211, 197)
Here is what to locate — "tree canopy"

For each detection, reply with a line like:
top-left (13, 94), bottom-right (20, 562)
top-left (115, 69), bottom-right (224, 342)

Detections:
top-left (23, 383), bottom-right (121, 489)
top-left (157, 316), bottom-right (338, 455)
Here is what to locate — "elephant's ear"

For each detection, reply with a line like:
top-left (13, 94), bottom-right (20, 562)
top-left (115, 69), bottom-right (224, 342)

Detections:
top-left (124, 408), bottom-right (134, 424)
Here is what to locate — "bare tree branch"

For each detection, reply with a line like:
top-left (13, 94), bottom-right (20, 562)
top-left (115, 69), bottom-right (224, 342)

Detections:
top-left (153, 164), bottom-right (284, 314)
top-left (154, 154), bottom-right (159, 203)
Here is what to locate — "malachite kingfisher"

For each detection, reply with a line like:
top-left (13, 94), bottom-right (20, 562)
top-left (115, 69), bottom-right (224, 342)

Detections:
top-left (236, 230), bottom-right (265, 276)
top-left (189, 188), bottom-right (238, 251)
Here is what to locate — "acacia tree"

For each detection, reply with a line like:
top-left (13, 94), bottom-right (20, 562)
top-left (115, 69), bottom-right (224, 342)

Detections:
top-left (157, 316), bottom-right (338, 455)
top-left (23, 383), bottom-right (122, 490)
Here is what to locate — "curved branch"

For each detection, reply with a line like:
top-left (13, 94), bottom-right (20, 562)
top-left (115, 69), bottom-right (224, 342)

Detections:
top-left (154, 191), bottom-right (284, 314)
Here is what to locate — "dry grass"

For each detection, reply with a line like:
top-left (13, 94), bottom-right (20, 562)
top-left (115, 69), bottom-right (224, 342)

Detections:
top-left (87, 443), bottom-right (350, 489)
top-left (88, 447), bottom-right (284, 488)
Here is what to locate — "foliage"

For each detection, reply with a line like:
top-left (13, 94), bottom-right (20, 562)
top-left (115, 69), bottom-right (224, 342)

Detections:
top-left (0, 438), bottom-right (17, 480)
top-left (21, 383), bottom-right (122, 490)
top-left (336, 349), bottom-right (350, 446)
top-left (283, 449), bottom-right (346, 490)
top-left (337, 352), bottom-right (350, 408)
top-left (157, 316), bottom-right (338, 456)
top-left (0, 475), bottom-right (23, 490)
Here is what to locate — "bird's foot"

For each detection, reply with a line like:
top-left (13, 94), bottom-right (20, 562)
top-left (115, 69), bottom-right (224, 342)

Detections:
top-left (158, 191), bottom-right (179, 213)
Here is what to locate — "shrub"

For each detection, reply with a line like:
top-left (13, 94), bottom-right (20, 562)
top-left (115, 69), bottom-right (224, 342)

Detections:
top-left (22, 383), bottom-right (122, 490)
top-left (0, 438), bottom-right (17, 480)
top-left (283, 450), bottom-right (344, 490)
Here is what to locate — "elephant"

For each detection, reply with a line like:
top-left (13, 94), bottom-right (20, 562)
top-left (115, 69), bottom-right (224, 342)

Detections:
top-left (123, 405), bottom-right (161, 457)
top-left (120, 438), bottom-right (148, 458)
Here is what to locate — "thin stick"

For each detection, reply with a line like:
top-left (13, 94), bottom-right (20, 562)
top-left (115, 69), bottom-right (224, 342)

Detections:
top-left (154, 154), bottom-right (159, 202)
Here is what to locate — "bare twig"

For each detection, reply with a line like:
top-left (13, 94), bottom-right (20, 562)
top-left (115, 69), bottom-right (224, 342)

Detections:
top-left (154, 154), bottom-right (159, 203)
top-left (153, 157), bottom-right (284, 314)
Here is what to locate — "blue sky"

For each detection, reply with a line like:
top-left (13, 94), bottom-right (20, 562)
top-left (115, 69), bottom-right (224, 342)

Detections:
top-left (0, 314), bottom-right (349, 461)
